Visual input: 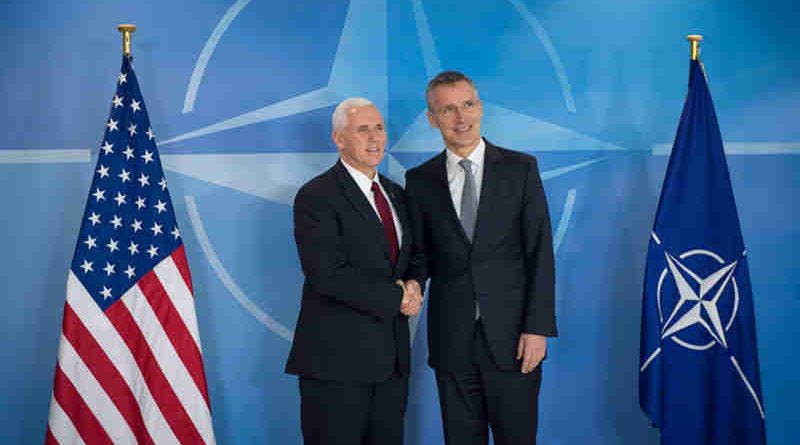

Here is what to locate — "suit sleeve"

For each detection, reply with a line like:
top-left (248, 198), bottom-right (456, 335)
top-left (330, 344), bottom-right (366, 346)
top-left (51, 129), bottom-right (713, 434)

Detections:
top-left (293, 186), bottom-right (403, 321)
top-left (521, 157), bottom-right (558, 336)
top-left (403, 170), bottom-right (430, 286)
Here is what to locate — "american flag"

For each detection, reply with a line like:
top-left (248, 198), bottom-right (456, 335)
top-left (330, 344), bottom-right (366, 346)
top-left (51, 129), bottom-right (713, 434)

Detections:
top-left (45, 56), bottom-right (216, 445)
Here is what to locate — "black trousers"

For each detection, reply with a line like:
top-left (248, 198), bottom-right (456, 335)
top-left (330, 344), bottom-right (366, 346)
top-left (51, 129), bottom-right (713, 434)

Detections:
top-left (298, 373), bottom-right (408, 445)
top-left (435, 321), bottom-right (543, 445)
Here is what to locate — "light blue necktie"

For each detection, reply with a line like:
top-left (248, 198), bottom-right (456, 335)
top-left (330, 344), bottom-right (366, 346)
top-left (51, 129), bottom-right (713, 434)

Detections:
top-left (459, 158), bottom-right (480, 318)
top-left (458, 158), bottom-right (478, 242)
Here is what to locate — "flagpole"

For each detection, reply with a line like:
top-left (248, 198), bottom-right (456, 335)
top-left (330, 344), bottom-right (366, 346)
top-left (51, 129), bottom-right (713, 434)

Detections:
top-left (117, 24), bottom-right (137, 56)
top-left (687, 34), bottom-right (702, 61)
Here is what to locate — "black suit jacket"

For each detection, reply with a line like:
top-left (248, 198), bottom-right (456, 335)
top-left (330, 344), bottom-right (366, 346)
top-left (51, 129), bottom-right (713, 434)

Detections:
top-left (405, 139), bottom-right (557, 373)
top-left (285, 161), bottom-right (412, 384)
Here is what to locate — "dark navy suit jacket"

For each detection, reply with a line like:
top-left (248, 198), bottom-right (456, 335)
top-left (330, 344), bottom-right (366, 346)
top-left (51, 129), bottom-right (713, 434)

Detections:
top-left (405, 139), bottom-right (557, 373)
top-left (286, 160), bottom-right (412, 383)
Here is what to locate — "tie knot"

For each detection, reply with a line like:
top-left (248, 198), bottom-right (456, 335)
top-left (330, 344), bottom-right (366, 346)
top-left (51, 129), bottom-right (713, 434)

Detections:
top-left (459, 158), bottom-right (472, 170)
top-left (371, 181), bottom-right (380, 193)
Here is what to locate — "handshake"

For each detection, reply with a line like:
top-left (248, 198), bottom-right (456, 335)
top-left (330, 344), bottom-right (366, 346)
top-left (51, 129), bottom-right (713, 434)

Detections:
top-left (396, 279), bottom-right (424, 317)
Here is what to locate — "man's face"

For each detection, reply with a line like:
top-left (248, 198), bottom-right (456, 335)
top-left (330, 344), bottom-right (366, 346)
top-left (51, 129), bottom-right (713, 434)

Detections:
top-left (427, 80), bottom-right (483, 153)
top-left (333, 105), bottom-right (387, 177)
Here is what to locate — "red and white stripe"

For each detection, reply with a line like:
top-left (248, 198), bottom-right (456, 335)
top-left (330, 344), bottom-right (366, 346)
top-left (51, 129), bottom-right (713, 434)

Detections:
top-left (46, 246), bottom-right (216, 445)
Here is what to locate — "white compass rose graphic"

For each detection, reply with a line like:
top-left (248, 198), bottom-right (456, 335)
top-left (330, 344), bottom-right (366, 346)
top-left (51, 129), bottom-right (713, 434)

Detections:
top-left (150, 0), bottom-right (614, 342)
top-left (657, 248), bottom-right (740, 351)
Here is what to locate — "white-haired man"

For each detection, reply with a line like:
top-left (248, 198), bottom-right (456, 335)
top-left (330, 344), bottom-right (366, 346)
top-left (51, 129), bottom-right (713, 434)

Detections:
top-left (285, 97), bottom-right (422, 444)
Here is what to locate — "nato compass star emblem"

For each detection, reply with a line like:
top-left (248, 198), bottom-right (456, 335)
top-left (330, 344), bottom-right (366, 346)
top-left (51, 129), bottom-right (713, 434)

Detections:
top-left (143, 0), bottom-right (617, 342)
top-left (657, 248), bottom-right (739, 351)
top-left (641, 233), bottom-right (765, 419)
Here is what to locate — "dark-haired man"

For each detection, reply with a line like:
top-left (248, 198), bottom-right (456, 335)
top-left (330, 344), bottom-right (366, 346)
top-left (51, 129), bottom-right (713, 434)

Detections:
top-left (405, 71), bottom-right (557, 445)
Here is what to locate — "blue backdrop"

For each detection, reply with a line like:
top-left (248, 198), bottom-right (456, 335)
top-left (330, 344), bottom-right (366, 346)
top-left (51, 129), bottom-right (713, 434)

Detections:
top-left (1, 1), bottom-right (797, 444)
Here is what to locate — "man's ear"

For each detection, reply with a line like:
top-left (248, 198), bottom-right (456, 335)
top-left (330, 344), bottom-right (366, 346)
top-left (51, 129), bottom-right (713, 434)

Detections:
top-left (426, 111), bottom-right (438, 129)
top-left (332, 130), bottom-right (342, 149)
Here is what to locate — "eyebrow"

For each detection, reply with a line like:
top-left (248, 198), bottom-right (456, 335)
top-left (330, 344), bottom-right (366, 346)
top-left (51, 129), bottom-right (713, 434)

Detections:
top-left (440, 99), bottom-right (476, 110)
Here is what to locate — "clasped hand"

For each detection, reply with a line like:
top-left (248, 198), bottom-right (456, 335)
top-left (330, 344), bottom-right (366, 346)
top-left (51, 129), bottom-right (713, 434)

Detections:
top-left (397, 279), bottom-right (423, 316)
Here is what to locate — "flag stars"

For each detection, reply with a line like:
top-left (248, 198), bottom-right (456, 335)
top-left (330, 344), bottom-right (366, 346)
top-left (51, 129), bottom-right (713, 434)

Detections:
top-left (155, 200), bottom-right (167, 214)
top-left (83, 235), bottom-right (97, 250)
top-left (142, 150), bottom-right (154, 164)
top-left (79, 260), bottom-right (94, 274)
top-left (79, 66), bottom-right (188, 306)
top-left (92, 188), bottom-right (106, 202)
top-left (113, 192), bottom-right (127, 206)
top-left (110, 215), bottom-right (123, 229)
top-left (79, 67), bottom-right (188, 306)
top-left (128, 241), bottom-right (139, 255)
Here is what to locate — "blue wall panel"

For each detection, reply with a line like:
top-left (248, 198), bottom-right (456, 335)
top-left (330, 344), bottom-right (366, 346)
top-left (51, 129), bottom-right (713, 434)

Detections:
top-left (1, 1), bottom-right (797, 443)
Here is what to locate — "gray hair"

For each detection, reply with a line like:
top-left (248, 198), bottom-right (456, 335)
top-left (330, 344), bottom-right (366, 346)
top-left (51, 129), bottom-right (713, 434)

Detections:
top-left (332, 97), bottom-right (375, 131)
top-left (426, 71), bottom-right (478, 111)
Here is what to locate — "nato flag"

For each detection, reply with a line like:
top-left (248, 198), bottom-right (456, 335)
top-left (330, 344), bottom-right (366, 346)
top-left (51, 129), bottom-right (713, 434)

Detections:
top-left (639, 59), bottom-right (766, 445)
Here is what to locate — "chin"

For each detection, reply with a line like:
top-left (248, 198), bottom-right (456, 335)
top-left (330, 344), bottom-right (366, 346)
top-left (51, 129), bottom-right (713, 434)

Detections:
top-left (454, 138), bottom-right (478, 148)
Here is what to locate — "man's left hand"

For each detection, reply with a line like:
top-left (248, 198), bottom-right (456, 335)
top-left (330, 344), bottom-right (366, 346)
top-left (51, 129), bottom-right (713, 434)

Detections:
top-left (397, 280), bottom-right (423, 316)
top-left (516, 334), bottom-right (546, 374)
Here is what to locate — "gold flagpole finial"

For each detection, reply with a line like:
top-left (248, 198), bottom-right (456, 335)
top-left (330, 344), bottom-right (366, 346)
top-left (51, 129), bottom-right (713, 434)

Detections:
top-left (687, 34), bottom-right (703, 61)
top-left (117, 24), bottom-right (137, 57)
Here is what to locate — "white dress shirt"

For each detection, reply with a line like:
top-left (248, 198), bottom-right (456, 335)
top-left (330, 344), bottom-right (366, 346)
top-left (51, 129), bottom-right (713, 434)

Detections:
top-left (341, 159), bottom-right (403, 247)
top-left (445, 138), bottom-right (486, 218)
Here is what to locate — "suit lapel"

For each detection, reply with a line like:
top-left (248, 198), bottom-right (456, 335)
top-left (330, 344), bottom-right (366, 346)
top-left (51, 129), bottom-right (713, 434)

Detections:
top-left (426, 152), bottom-right (471, 247)
top-left (334, 161), bottom-right (392, 263)
top-left (472, 140), bottom-right (501, 249)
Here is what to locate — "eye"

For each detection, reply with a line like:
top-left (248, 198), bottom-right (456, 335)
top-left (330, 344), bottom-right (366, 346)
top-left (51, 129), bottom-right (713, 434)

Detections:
top-left (464, 100), bottom-right (474, 108)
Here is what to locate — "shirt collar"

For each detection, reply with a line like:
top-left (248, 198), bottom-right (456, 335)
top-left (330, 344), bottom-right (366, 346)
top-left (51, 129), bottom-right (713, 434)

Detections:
top-left (340, 158), bottom-right (381, 196)
top-left (445, 138), bottom-right (486, 172)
